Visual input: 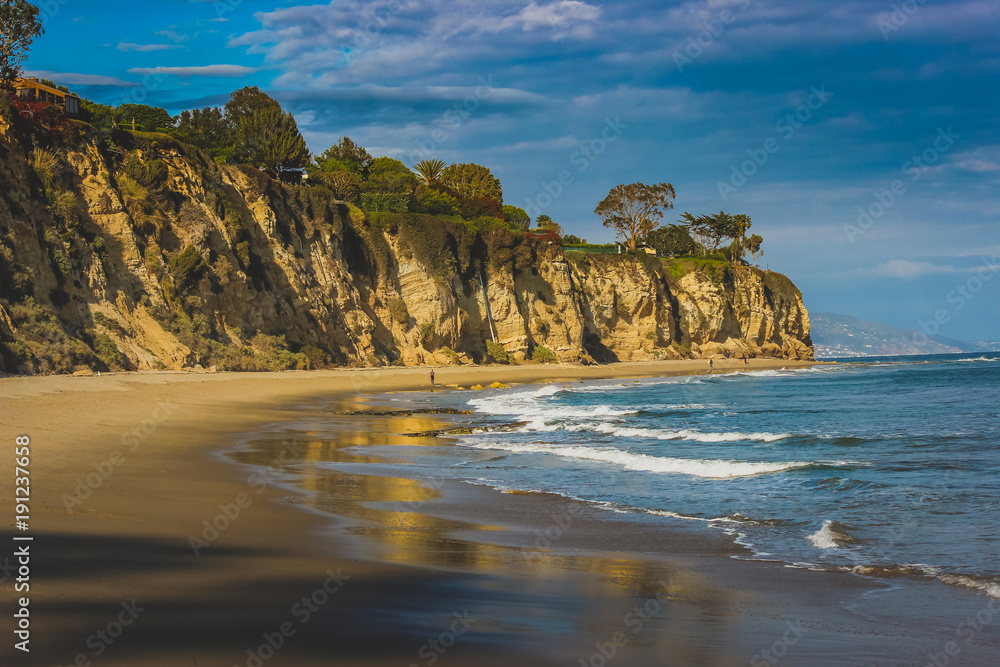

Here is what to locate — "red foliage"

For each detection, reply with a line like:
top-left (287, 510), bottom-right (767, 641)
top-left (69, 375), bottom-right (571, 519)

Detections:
top-left (525, 229), bottom-right (562, 245)
top-left (12, 98), bottom-right (68, 133)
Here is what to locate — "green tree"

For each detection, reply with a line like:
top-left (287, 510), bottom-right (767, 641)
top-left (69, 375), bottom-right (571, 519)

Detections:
top-left (312, 137), bottom-right (373, 177)
top-left (679, 211), bottom-right (750, 254)
top-left (594, 182), bottom-right (676, 251)
top-left (502, 204), bottom-right (530, 230)
top-left (234, 104), bottom-right (309, 177)
top-left (746, 233), bottom-right (763, 268)
top-left (118, 103), bottom-right (174, 132)
top-left (561, 234), bottom-right (587, 245)
top-left (535, 215), bottom-right (563, 235)
top-left (412, 158), bottom-right (445, 186)
top-left (440, 162), bottom-right (502, 202)
top-left (0, 0), bottom-right (43, 92)
top-left (175, 107), bottom-right (231, 152)
top-left (224, 86), bottom-right (280, 126)
top-left (647, 224), bottom-right (696, 258)
top-left (363, 156), bottom-right (417, 193)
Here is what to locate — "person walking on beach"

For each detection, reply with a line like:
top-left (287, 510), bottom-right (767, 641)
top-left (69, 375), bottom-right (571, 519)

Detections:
top-left (430, 370), bottom-right (435, 385)
top-left (709, 359), bottom-right (713, 369)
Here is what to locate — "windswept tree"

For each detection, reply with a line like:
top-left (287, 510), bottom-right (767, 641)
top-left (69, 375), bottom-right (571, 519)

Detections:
top-left (679, 211), bottom-right (750, 254)
top-left (440, 162), bottom-right (502, 202)
top-left (412, 158), bottom-right (445, 186)
top-left (535, 214), bottom-right (563, 235)
top-left (746, 233), bottom-right (764, 268)
top-left (502, 204), bottom-right (530, 230)
top-left (0, 0), bottom-right (43, 92)
top-left (594, 182), bottom-right (676, 251)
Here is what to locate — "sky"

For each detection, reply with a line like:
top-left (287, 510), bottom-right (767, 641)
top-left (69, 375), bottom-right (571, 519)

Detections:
top-left (23, 0), bottom-right (1000, 341)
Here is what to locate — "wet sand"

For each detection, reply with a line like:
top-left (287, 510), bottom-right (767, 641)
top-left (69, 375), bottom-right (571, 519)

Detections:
top-left (2, 360), bottom-right (998, 666)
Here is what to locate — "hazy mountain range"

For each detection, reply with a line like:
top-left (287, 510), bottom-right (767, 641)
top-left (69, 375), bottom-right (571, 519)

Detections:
top-left (811, 313), bottom-right (1000, 359)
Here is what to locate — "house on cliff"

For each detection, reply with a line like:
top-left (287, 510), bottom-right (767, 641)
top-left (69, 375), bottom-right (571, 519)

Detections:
top-left (13, 78), bottom-right (80, 115)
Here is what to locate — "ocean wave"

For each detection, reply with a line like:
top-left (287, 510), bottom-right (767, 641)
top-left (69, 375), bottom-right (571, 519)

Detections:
top-left (464, 441), bottom-right (814, 478)
top-left (807, 520), bottom-right (859, 549)
top-left (591, 422), bottom-right (792, 443)
top-left (956, 355), bottom-right (998, 363)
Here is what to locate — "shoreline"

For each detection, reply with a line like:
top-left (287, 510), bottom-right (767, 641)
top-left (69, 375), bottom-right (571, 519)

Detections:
top-left (4, 358), bottom-right (998, 666)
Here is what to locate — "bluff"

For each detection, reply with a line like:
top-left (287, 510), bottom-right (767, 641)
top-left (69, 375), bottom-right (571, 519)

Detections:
top-left (0, 115), bottom-right (812, 374)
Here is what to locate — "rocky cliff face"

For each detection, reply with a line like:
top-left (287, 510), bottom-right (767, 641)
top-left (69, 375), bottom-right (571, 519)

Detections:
top-left (0, 115), bottom-right (812, 374)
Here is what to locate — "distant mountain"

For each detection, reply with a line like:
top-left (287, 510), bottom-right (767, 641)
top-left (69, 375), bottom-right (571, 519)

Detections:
top-left (810, 313), bottom-right (1000, 358)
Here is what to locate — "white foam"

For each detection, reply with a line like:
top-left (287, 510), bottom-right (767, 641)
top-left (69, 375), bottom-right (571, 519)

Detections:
top-left (465, 442), bottom-right (814, 479)
top-left (807, 520), bottom-right (856, 549)
top-left (957, 356), bottom-right (998, 363)
top-left (592, 422), bottom-right (792, 443)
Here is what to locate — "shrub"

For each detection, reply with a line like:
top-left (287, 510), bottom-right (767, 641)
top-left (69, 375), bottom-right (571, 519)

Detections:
top-left (532, 345), bottom-right (556, 363)
top-left (388, 298), bottom-right (410, 326)
top-left (486, 339), bottom-right (510, 364)
top-left (360, 192), bottom-right (409, 213)
top-left (93, 333), bottom-right (127, 371)
top-left (169, 246), bottom-right (205, 290)
top-left (31, 147), bottom-right (59, 194)
top-left (418, 322), bottom-right (436, 348)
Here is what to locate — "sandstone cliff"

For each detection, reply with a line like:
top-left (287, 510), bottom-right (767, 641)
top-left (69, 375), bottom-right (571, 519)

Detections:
top-left (0, 115), bottom-right (812, 374)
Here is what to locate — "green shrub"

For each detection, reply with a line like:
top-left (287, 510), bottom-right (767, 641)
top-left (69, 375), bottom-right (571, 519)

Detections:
top-left (169, 246), bottom-right (205, 290)
top-left (360, 192), bottom-right (410, 213)
top-left (388, 298), bottom-right (410, 326)
top-left (93, 333), bottom-right (127, 371)
top-left (418, 322), bottom-right (436, 348)
top-left (93, 311), bottom-right (127, 337)
top-left (532, 345), bottom-right (557, 364)
top-left (486, 339), bottom-right (510, 364)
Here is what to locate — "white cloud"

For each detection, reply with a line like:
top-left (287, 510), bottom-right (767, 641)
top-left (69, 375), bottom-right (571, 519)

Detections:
top-left (863, 260), bottom-right (957, 279)
top-left (116, 42), bottom-right (182, 52)
top-left (24, 70), bottom-right (139, 87)
top-left (154, 29), bottom-right (189, 44)
top-left (127, 65), bottom-right (258, 78)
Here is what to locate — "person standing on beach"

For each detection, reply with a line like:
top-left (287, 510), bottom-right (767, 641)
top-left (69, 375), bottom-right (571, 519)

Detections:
top-left (709, 359), bottom-right (713, 369)
top-left (430, 370), bottom-right (435, 385)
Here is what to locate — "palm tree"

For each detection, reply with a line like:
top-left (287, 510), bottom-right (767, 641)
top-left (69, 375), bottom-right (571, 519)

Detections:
top-left (412, 158), bottom-right (445, 186)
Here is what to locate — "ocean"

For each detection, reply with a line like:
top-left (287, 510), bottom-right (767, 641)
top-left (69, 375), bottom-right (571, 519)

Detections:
top-left (357, 354), bottom-right (1000, 600)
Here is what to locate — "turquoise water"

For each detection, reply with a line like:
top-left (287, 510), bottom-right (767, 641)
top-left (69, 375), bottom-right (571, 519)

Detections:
top-left (383, 354), bottom-right (1000, 598)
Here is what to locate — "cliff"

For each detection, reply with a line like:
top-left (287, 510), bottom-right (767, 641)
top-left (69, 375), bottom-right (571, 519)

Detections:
top-left (0, 115), bottom-right (812, 375)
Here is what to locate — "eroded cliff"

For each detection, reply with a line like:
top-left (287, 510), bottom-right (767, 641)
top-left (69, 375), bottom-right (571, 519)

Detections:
top-left (0, 116), bottom-right (812, 374)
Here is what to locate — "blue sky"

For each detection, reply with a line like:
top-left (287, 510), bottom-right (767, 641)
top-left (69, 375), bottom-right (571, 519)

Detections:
top-left (24, 0), bottom-right (1000, 341)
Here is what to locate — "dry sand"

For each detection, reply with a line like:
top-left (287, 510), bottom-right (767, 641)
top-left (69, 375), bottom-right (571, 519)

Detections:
top-left (4, 359), bottom-right (996, 666)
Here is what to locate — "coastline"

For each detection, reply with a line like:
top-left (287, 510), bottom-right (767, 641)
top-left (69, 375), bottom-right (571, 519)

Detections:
top-left (4, 359), bottom-right (998, 666)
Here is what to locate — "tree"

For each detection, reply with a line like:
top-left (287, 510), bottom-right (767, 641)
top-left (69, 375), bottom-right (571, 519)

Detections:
top-left (174, 106), bottom-right (232, 159)
top-left (594, 182), bottom-right (676, 251)
top-left (312, 137), bottom-right (373, 177)
top-left (747, 233), bottom-right (763, 268)
top-left (233, 104), bottom-right (309, 177)
top-left (535, 214), bottom-right (563, 235)
top-left (0, 1), bottom-right (43, 92)
top-left (562, 234), bottom-right (587, 245)
top-left (412, 158), bottom-right (445, 186)
top-left (118, 103), bottom-right (174, 132)
top-left (679, 211), bottom-right (750, 254)
top-left (502, 204), bottom-right (530, 230)
top-left (647, 224), bottom-right (696, 258)
top-left (224, 86), bottom-right (280, 126)
top-left (440, 162), bottom-right (502, 202)
top-left (364, 157), bottom-right (418, 193)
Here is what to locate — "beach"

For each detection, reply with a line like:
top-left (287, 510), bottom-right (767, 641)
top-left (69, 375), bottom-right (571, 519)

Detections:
top-left (3, 359), bottom-right (999, 666)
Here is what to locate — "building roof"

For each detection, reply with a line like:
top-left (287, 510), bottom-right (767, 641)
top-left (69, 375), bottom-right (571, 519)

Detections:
top-left (15, 77), bottom-right (80, 100)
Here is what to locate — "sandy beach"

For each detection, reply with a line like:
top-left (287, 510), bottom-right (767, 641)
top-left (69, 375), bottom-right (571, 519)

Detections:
top-left (3, 358), bottom-right (999, 666)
